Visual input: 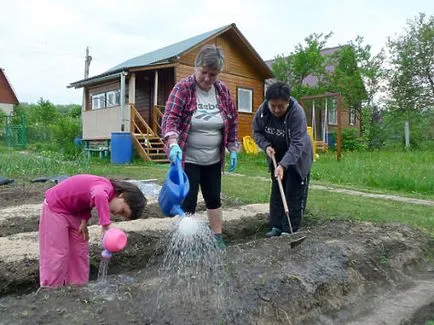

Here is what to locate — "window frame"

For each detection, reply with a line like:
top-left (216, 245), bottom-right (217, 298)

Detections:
top-left (91, 93), bottom-right (106, 110)
top-left (349, 107), bottom-right (356, 126)
top-left (327, 98), bottom-right (337, 125)
top-left (106, 90), bottom-right (121, 107)
top-left (236, 87), bottom-right (253, 113)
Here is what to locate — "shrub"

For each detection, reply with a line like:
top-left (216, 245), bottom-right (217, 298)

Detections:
top-left (341, 128), bottom-right (364, 151)
top-left (49, 117), bottom-right (82, 158)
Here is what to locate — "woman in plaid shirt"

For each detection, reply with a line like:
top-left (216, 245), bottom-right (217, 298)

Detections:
top-left (161, 44), bottom-right (240, 249)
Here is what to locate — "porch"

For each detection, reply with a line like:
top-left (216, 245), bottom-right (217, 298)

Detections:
top-left (80, 67), bottom-right (174, 163)
top-left (300, 93), bottom-right (343, 160)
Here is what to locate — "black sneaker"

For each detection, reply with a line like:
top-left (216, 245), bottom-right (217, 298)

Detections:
top-left (265, 227), bottom-right (282, 238)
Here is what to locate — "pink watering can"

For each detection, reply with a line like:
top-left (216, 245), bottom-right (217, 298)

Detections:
top-left (101, 228), bottom-right (128, 259)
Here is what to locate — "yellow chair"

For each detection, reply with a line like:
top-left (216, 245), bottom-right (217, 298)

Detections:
top-left (307, 127), bottom-right (317, 161)
top-left (242, 136), bottom-right (259, 154)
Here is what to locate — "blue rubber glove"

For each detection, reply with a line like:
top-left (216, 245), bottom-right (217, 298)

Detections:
top-left (228, 151), bottom-right (237, 173)
top-left (169, 143), bottom-right (182, 162)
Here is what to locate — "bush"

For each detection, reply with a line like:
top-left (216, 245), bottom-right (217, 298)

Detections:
top-left (49, 117), bottom-right (82, 158)
top-left (341, 128), bottom-right (364, 151)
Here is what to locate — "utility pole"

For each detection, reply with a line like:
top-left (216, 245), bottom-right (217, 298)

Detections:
top-left (84, 46), bottom-right (92, 78)
top-left (82, 47), bottom-right (92, 111)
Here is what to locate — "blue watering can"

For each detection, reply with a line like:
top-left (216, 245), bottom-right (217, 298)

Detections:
top-left (158, 158), bottom-right (190, 217)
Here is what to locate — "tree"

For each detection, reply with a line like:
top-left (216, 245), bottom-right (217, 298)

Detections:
top-left (387, 13), bottom-right (434, 112)
top-left (327, 37), bottom-right (385, 137)
top-left (271, 32), bottom-right (333, 99)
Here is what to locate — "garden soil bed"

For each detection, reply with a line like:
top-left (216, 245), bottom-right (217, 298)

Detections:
top-left (0, 181), bottom-right (432, 325)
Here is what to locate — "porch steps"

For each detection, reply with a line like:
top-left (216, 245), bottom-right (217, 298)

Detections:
top-left (315, 141), bottom-right (328, 152)
top-left (133, 134), bottom-right (169, 164)
top-left (130, 104), bottom-right (169, 163)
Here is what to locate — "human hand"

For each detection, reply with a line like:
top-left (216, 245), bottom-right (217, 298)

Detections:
top-left (101, 224), bottom-right (111, 238)
top-left (228, 151), bottom-right (237, 173)
top-left (78, 220), bottom-right (89, 241)
top-left (274, 164), bottom-right (285, 181)
top-left (169, 143), bottom-right (182, 162)
top-left (265, 146), bottom-right (275, 158)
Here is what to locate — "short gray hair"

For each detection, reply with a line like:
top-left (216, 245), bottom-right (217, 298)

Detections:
top-left (194, 44), bottom-right (225, 71)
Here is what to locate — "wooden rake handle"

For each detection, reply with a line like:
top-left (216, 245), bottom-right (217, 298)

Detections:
top-left (271, 154), bottom-right (290, 217)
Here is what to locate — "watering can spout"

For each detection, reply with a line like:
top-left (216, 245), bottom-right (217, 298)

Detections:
top-left (170, 205), bottom-right (185, 217)
top-left (101, 249), bottom-right (113, 259)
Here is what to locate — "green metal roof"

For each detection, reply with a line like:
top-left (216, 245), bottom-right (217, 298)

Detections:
top-left (69, 23), bottom-right (272, 89)
top-left (106, 24), bottom-right (231, 72)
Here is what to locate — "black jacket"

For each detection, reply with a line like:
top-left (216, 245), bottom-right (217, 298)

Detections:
top-left (252, 97), bottom-right (313, 178)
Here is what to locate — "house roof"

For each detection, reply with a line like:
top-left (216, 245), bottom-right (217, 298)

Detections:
top-left (0, 68), bottom-right (19, 105)
top-left (69, 23), bottom-right (272, 88)
top-left (107, 25), bottom-right (231, 73)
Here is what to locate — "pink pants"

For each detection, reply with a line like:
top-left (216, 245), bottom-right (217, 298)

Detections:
top-left (39, 201), bottom-right (89, 287)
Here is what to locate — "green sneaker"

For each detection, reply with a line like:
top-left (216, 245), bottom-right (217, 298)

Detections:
top-left (214, 234), bottom-right (226, 249)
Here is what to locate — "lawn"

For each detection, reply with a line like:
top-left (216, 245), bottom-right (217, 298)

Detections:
top-left (1, 146), bottom-right (433, 236)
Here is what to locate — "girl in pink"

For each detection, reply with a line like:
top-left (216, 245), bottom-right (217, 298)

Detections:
top-left (39, 174), bottom-right (146, 288)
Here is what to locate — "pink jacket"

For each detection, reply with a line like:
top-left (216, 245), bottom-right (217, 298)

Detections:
top-left (44, 174), bottom-right (115, 226)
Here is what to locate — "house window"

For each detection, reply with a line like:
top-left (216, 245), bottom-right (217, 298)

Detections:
top-left (92, 93), bottom-right (106, 110)
top-left (106, 90), bottom-right (121, 107)
top-left (328, 98), bottom-right (337, 125)
top-left (349, 107), bottom-right (356, 126)
top-left (91, 89), bottom-right (121, 110)
top-left (237, 87), bottom-right (253, 113)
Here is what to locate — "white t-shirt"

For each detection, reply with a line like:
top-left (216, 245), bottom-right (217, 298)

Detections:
top-left (185, 85), bottom-right (224, 165)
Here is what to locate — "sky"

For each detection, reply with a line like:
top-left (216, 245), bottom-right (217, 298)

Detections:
top-left (1, 0), bottom-right (432, 105)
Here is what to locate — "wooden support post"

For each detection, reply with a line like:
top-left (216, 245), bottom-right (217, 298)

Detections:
top-left (337, 94), bottom-right (343, 161)
top-left (152, 70), bottom-right (159, 134)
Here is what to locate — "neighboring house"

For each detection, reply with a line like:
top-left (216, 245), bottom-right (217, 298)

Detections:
top-left (0, 68), bottom-right (19, 116)
top-left (69, 23), bottom-right (272, 162)
top-left (265, 46), bottom-right (362, 148)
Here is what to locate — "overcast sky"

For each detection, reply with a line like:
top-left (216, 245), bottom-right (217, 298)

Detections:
top-left (1, 0), bottom-right (432, 104)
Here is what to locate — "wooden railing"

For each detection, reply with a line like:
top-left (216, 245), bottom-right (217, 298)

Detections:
top-left (152, 105), bottom-right (164, 136)
top-left (131, 104), bottom-right (155, 138)
top-left (130, 104), bottom-right (168, 163)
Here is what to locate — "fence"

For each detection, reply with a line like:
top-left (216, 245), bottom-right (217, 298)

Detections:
top-left (1, 115), bottom-right (27, 148)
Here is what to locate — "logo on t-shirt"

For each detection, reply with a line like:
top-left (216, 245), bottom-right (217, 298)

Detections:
top-left (265, 126), bottom-right (285, 137)
top-left (195, 103), bottom-right (220, 121)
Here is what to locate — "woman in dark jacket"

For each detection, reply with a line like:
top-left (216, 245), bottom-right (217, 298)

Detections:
top-left (252, 82), bottom-right (313, 237)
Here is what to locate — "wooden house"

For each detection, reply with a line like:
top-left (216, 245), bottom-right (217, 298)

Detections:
top-left (69, 23), bottom-right (272, 162)
top-left (0, 68), bottom-right (19, 115)
top-left (265, 46), bottom-right (363, 151)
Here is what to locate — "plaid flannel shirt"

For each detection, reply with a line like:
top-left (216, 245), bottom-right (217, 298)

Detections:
top-left (161, 75), bottom-right (240, 165)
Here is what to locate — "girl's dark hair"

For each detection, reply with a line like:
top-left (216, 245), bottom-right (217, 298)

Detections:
top-left (110, 179), bottom-right (146, 219)
top-left (265, 81), bottom-right (291, 101)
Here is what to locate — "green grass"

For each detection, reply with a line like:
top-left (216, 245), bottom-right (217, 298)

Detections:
top-left (222, 173), bottom-right (434, 236)
top-left (0, 146), bottom-right (168, 182)
top-left (312, 151), bottom-right (434, 199)
top-left (307, 189), bottom-right (434, 235)
top-left (234, 150), bottom-right (434, 200)
top-left (1, 145), bottom-right (433, 236)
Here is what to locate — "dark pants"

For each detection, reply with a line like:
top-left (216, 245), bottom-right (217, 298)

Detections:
top-left (269, 166), bottom-right (310, 232)
top-left (181, 162), bottom-right (222, 214)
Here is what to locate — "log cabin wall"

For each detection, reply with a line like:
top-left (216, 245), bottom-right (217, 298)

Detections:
top-left (177, 31), bottom-right (266, 139)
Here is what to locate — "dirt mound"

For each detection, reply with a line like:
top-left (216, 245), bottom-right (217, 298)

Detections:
top-left (0, 215), bottom-right (431, 325)
top-left (0, 181), bottom-right (432, 324)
